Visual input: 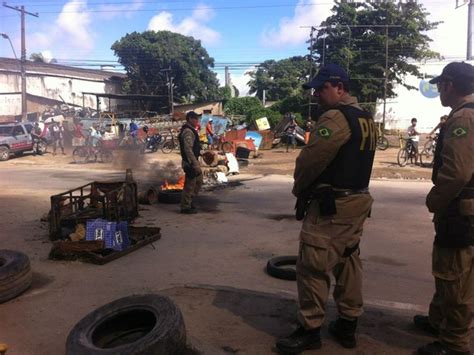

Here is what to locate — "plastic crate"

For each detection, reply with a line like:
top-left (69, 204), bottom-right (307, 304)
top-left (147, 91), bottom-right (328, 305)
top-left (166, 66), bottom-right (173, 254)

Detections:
top-left (86, 219), bottom-right (130, 251)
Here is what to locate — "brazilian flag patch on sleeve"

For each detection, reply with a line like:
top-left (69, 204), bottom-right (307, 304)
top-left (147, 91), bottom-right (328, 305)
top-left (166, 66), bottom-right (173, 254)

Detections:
top-left (450, 126), bottom-right (468, 138)
top-left (317, 126), bottom-right (333, 139)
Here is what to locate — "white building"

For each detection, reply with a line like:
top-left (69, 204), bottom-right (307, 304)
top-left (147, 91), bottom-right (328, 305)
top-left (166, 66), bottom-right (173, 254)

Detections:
top-left (0, 57), bottom-right (125, 121)
top-left (375, 59), bottom-right (473, 133)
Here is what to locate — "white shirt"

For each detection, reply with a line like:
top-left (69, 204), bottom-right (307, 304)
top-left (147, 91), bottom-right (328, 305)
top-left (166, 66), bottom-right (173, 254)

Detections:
top-left (407, 125), bottom-right (419, 142)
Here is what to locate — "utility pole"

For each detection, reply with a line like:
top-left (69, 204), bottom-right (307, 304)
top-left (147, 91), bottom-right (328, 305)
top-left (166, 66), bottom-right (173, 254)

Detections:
top-left (169, 76), bottom-right (174, 115)
top-left (3, 2), bottom-right (38, 122)
top-left (224, 66), bottom-right (229, 87)
top-left (307, 26), bottom-right (315, 121)
top-left (382, 24), bottom-right (389, 139)
top-left (456, 0), bottom-right (473, 60)
top-left (159, 68), bottom-right (173, 114)
top-left (468, 0), bottom-right (473, 60)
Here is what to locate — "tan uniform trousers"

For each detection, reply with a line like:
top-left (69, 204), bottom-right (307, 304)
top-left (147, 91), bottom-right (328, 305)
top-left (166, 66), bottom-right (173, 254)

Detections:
top-left (297, 194), bottom-right (373, 330)
top-left (428, 245), bottom-right (473, 352)
top-left (180, 173), bottom-right (203, 210)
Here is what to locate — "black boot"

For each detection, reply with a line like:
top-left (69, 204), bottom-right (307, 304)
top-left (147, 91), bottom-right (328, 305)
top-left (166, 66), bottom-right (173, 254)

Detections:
top-left (276, 326), bottom-right (321, 354)
top-left (329, 317), bottom-right (357, 348)
top-left (417, 341), bottom-right (471, 355)
top-left (413, 315), bottom-right (438, 337)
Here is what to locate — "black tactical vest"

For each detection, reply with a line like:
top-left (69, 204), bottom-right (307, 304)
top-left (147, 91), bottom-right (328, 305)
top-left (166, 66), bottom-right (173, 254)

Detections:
top-left (178, 123), bottom-right (201, 164)
top-left (317, 105), bottom-right (376, 189)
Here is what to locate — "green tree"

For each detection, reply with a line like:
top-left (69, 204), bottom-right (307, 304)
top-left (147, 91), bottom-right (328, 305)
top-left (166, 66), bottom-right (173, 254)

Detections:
top-left (246, 106), bottom-right (282, 127)
top-left (312, 2), bottom-right (440, 110)
top-left (248, 56), bottom-right (313, 101)
top-left (223, 96), bottom-right (262, 116)
top-left (111, 31), bottom-right (220, 105)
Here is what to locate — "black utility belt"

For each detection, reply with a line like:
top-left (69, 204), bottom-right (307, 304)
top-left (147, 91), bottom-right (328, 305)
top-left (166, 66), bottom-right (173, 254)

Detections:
top-left (333, 188), bottom-right (369, 199)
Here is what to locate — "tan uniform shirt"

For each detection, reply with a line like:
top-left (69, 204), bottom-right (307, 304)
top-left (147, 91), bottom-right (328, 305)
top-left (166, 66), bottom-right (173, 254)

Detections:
top-left (426, 95), bottom-right (474, 214)
top-left (181, 126), bottom-right (200, 171)
top-left (293, 93), bottom-right (361, 197)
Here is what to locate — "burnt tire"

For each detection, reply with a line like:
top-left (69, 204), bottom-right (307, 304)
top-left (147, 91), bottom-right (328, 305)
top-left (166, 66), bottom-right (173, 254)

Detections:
top-left (158, 189), bottom-right (182, 204)
top-left (66, 294), bottom-right (186, 355)
top-left (266, 255), bottom-right (297, 281)
top-left (0, 250), bottom-right (33, 303)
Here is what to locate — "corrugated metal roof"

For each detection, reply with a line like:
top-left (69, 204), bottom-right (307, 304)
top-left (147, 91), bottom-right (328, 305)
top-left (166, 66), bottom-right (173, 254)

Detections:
top-left (0, 57), bottom-right (126, 81)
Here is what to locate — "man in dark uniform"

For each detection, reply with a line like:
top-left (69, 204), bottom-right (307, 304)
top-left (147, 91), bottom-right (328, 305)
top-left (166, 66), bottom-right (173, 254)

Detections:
top-left (413, 62), bottom-right (474, 355)
top-left (276, 63), bottom-right (377, 353)
top-left (31, 122), bottom-right (43, 155)
top-left (178, 111), bottom-right (203, 214)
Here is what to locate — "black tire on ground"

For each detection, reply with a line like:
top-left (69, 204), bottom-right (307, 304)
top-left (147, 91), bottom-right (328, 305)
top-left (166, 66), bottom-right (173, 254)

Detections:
top-left (158, 189), bottom-right (182, 204)
top-left (397, 148), bottom-right (408, 167)
top-left (66, 294), bottom-right (187, 355)
top-left (0, 146), bottom-right (10, 161)
top-left (376, 136), bottom-right (389, 151)
top-left (266, 255), bottom-right (297, 281)
top-left (0, 250), bottom-right (33, 303)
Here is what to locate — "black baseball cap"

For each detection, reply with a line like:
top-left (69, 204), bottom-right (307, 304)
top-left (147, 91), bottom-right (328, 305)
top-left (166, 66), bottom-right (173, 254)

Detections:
top-left (186, 111), bottom-right (201, 120)
top-left (303, 63), bottom-right (349, 90)
top-left (429, 62), bottom-right (474, 84)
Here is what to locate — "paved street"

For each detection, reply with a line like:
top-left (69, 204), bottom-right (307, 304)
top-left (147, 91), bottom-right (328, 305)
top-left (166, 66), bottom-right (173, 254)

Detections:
top-left (0, 161), bottom-right (454, 354)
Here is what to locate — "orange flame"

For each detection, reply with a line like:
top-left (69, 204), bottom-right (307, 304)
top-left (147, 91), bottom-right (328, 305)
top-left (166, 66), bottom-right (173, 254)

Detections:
top-left (161, 176), bottom-right (185, 191)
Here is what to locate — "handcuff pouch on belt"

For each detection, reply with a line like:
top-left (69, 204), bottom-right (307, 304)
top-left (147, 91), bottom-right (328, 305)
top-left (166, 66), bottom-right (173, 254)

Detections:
top-left (434, 197), bottom-right (474, 248)
top-left (295, 186), bottom-right (337, 221)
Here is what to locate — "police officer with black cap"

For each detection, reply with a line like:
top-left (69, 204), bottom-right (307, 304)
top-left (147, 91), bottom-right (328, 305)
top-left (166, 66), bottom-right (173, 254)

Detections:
top-left (178, 111), bottom-right (203, 214)
top-left (276, 63), bottom-right (377, 353)
top-left (413, 62), bottom-right (474, 355)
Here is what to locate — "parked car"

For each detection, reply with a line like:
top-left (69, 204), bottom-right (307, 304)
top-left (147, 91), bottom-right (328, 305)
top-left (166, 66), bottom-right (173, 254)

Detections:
top-left (0, 122), bottom-right (46, 161)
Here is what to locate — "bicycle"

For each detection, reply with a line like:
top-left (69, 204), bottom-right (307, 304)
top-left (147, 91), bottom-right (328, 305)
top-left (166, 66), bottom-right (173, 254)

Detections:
top-left (397, 138), bottom-right (418, 167)
top-left (376, 123), bottom-right (389, 150)
top-left (73, 141), bottom-right (113, 164)
top-left (202, 134), bottom-right (233, 153)
top-left (419, 134), bottom-right (438, 168)
top-left (161, 130), bottom-right (180, 154)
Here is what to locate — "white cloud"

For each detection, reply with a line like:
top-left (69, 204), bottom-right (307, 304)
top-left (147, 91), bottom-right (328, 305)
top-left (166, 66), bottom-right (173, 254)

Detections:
top-left (261, 0), bottom-right (333, 48)
top-left (29, 0), bottom-right (94, 58)
top-left (56, 0), bottom-right (93, 50)
top-left (217, 67), bottom-right (255, 97)
top-left (147, 4), bottom-right (221, 46)
top-left (98, 0), bottom-right (144, 20)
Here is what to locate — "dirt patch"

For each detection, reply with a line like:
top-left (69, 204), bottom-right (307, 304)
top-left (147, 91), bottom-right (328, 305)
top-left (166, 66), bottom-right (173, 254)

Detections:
top-left (245, 144), bottom-right (433, 180)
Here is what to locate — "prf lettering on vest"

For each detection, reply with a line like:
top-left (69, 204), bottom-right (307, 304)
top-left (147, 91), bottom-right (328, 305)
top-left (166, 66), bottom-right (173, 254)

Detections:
top-left (358, 117), bottom-right (376, 151)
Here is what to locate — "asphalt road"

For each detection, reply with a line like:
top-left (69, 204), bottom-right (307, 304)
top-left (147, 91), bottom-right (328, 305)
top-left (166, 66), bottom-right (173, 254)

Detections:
top-left (0, 165), bottom-right (451, 354)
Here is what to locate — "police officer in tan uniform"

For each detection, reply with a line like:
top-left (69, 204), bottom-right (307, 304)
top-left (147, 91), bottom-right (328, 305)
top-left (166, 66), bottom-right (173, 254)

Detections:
top-left (178, 111), bottom-right (203, 214)
top-left (276, 64), bottom-right (376, 353)
top-left (414, 62), bottom-right (474, 355)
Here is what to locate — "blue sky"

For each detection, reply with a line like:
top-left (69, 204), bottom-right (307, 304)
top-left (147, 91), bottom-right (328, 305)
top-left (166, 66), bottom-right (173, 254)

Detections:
top-left (0, 0), bottom-right (468, 95)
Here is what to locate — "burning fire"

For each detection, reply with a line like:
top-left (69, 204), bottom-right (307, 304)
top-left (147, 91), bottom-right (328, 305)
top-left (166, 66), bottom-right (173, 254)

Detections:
top-left (161, 176), bottom-right (185, 191)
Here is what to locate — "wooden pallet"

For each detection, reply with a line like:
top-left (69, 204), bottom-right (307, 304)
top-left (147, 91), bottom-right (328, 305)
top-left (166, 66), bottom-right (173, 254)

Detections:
top-left (49, 226), bottom-right (161, 265)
